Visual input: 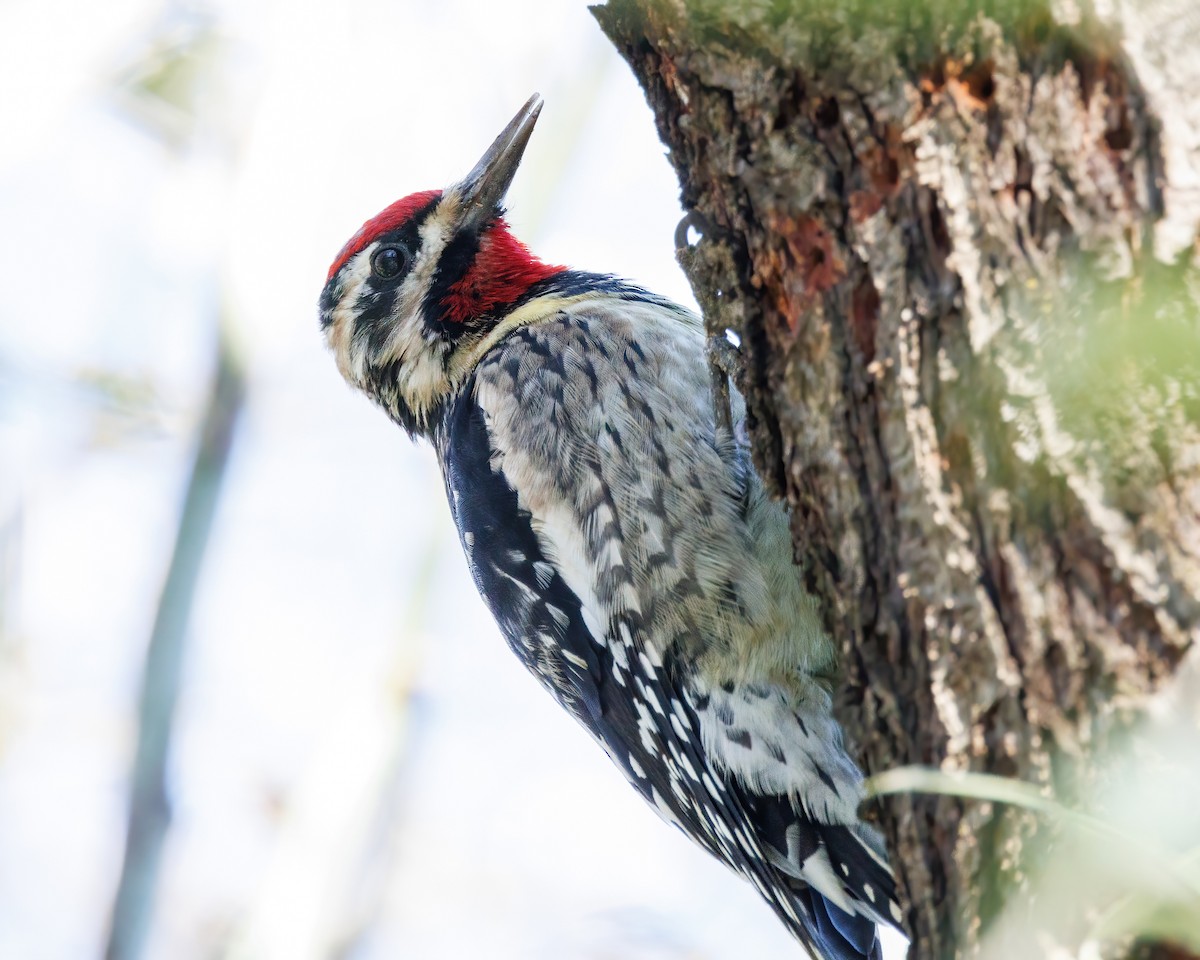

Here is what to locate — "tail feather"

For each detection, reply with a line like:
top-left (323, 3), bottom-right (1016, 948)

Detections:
top-left (820, 822), bottom-right (901, 928)
top-left (808, 892), bottom-right (883, 960)
top-left (680, 681), bottom-right (899, 957)
top-left (737, 787), bottom-right (899, 958)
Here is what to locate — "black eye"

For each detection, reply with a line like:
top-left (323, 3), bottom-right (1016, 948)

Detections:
top-left (371, 245), bottom-right (410, 280)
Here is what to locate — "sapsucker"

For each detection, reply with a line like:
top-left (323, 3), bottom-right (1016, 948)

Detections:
top-left (319, 95), bottom-right (900, 960)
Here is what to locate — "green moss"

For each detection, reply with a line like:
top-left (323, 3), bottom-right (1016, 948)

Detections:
top-left (614, 0), bottom-right (1114, 80)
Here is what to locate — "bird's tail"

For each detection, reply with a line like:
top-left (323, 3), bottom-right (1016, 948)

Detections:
top-left (783, 820), bottom-right (899, 960)
top-left (793, 886), bottom-right (883, 960)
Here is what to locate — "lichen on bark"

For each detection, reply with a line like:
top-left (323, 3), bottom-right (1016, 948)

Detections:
top-left (594, 1), bottom-right (1200, 956)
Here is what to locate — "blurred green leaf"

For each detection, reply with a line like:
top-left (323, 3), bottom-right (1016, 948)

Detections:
top-left (110, 11), bottom-right (226, 149)
top-left (868, 765), bottom-right (1200, 952)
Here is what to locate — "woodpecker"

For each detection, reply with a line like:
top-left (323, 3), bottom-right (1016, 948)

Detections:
top-left (319, 95), bottom-right (900, 959)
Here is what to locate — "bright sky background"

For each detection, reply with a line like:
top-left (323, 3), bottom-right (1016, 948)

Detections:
top-left (0, 2), bottom-right (910, 959)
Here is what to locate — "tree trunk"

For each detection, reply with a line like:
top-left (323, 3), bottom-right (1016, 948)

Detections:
top-left (593, 2), bottom-right (1200, 957)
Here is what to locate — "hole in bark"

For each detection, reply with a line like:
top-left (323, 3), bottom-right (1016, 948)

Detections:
top-left (979, 701), bottom-right (1020, 779)
top-left (1043, 639), bottom-right (1078, 709)
top-left (927, 200), bottom-right (950, 256)
top-left (1013, 146), bottom-right (1033, 195)
top-left (881, 154), bottom-right (899, 187)
top-left (1104, 103), bottom-right (1134, 150)
top-left (851, 278), bottom-right (880, 362)
top-left (775, 72), bottom-right (807, 129)
top-left (814, 95), bottom-right (840, 128)
top-left (964, 60), bottom-right (995, 103)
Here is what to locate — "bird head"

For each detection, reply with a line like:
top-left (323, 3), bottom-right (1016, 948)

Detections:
top-left (319, 94), bottom-right (563, 436)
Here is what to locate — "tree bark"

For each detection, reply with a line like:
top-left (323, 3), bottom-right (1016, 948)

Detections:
top-left (593, 2), bottom-right (1200, 957)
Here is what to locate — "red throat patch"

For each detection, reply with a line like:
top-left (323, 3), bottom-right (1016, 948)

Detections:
top-left (440, 219), bottom-right (566, 324)
top-left (326, 189), bottom-right (442, 282)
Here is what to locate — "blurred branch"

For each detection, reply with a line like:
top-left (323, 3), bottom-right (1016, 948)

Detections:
top-left (0, 502), bottom-right (19, 647)
top-left (105, 332), bottom-right (245, 960)
top-left (110, 7), bottom-right (226, 153)
top-left (225, 543), bottom-right (439, 960)
top-left (0, 500), bottom-right (23, 758)
top-left (103, 5), bottom-right (254, 952)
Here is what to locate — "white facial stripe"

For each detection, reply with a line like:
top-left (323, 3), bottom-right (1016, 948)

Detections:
top-left (371, 215), bottom-right (452, 420)
top-left (327, 252), bottom-right (376, 385)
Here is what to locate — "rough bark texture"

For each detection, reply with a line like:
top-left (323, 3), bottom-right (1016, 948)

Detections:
top-left (594, 2), bottom-right (1200, 957)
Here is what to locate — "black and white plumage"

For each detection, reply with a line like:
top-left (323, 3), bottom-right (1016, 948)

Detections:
top-left (319, 94), bottom-right (900, 959)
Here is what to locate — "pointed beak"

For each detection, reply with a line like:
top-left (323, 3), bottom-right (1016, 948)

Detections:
top-left (454, 93), bottom-right (542, 234)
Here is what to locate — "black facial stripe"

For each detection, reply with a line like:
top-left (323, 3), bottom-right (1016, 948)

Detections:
top-left (353, 285), bottom-right (403, 357)
top-left (420, 221), bottom-right (487, 338)
top-left (318, 283), bottom-right (339, 329)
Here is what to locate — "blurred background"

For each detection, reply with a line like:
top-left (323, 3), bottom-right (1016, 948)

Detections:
top-left (0, 0), bottom-right (841, 957)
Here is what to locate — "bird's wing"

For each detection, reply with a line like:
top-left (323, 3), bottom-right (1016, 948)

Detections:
top-left (442, 355), bottom-right (777, 858)
top-left (441, 299), bottom-right (893, 958)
